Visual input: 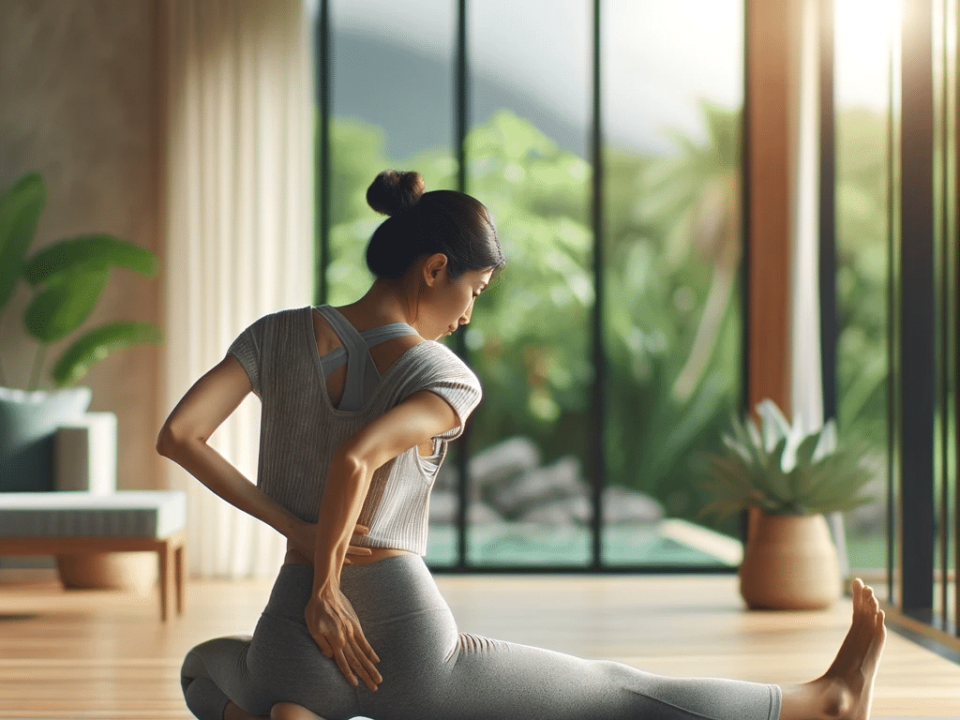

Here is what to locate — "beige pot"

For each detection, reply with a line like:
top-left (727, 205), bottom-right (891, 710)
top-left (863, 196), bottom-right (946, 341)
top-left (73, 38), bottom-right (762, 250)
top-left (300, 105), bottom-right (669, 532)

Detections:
top-left (739, 512), bottom-right (841, 610)
top-left (56, 552), bottom-right (158, 596)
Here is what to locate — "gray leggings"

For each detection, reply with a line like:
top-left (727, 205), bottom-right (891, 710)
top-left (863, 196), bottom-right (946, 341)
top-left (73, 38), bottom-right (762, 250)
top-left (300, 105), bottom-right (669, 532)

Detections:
top-left (181, 555), bottom-right (781, 720)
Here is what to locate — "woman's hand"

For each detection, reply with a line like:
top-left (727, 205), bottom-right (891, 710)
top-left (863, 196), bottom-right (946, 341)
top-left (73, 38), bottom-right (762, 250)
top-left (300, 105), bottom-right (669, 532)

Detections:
top-left (305, 583), bottom-right (381, 692)
top-left (289, 523), bottom-right (373, 566)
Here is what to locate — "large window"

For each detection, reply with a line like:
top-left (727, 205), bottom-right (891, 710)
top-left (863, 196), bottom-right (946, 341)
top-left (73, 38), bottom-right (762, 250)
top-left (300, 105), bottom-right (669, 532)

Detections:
top-left (316, 1), bottom-right (746, 571)
top-left (833, 0), bottom-right (895, 576)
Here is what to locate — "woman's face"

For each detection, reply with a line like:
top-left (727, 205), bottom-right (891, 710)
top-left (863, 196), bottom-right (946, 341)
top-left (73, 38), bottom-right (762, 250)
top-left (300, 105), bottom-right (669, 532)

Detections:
top-left (419, 263), bottom-right (494, 341)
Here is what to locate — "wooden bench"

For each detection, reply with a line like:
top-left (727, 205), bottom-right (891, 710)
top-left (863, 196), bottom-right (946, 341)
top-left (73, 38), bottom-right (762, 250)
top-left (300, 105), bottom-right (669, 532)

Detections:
top-left (0, 491), bottom-right (186, 621)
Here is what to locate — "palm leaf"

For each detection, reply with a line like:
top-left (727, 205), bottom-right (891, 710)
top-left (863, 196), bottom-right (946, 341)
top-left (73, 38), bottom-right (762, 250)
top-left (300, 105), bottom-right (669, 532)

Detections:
top-left (24, 268), bottom-right (110, 342)
top-left (0, 173), bottom-right (45, 313)
top-left (702, 399), bottom-right (877, 517)
top-left (24, 234), bottom-right (158, 284)
top-left (52, 321), bottom-right (162, 387)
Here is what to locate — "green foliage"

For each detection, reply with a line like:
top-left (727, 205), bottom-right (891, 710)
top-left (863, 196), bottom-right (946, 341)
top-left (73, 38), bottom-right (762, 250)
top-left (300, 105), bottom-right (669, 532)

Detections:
top-left (325, 106), bottom-right (744, 530)
top-left (702, 400), bottom-right (874, 517)
top-left (0, 173), bottom-right (162, 389)
top-left (0, 173), bottom-right (45, 313)
top-left (834, 109), bottom-right (889, 454)
top-left (51, 321), bottom-right (163, 387)
top-left (322, 102), bottom-right (887, 534)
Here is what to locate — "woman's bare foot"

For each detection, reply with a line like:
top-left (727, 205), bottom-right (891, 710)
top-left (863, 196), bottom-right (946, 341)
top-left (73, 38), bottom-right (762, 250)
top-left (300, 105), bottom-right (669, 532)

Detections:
top-left (780, 578), bottom-right (886, 720)
top-left (270, 702), bottom-right (327, 720)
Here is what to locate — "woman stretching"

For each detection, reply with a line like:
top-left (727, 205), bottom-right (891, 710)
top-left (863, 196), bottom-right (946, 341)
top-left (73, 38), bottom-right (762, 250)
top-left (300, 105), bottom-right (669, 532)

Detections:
top-left (159, 170), bottom-right (886, 720)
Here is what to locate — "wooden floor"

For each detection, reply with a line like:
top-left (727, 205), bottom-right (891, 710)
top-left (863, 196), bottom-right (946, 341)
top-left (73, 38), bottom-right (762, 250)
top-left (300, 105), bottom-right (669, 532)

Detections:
top-left (1, 569), bottom-right (959, 718)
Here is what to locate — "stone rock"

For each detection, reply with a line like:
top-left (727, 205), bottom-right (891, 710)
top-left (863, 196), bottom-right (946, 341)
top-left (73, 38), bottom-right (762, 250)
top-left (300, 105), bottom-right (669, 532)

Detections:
top-left (490, 456), bottom-right (587, 518)
top-left (429, 490), bottom-right (502, 525)
top-left (602, 485), bottom-right (664, 524)
top-left (520, 495), bottom-right (592, 525)
top-left (434, 465), bottom-right (458, 491)
top-left (468, 437), bottom-right (541, 491)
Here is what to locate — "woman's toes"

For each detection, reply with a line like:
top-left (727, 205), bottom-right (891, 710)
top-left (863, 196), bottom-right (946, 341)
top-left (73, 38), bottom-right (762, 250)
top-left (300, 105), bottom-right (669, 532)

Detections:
top-left (852, 578), bottom-right (865, 611)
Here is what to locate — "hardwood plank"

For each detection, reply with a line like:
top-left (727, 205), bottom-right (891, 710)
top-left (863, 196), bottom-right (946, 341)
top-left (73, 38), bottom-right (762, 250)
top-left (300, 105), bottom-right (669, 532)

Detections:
top-left (0, 571), bottom-right (958, 718)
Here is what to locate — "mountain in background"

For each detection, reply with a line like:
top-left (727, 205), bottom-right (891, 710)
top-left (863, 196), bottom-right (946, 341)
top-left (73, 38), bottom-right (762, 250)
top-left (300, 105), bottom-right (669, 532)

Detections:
top-left (329, 31), bottom-right (589, 160)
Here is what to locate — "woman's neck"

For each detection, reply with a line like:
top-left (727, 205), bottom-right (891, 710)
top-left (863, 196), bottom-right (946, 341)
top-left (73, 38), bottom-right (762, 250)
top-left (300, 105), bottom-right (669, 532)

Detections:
top-left (337, 280), bottom-right (421, 331)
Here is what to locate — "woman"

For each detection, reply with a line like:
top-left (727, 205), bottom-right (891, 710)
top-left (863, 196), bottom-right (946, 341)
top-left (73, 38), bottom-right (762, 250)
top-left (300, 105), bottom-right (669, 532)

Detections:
top-left (159, 170), bottom-right (885, 720)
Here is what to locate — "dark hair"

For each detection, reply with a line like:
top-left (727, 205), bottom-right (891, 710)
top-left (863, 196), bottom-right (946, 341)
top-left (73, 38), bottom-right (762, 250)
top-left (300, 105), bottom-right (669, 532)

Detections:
top-left (365, 170), bottom-right (505, 280)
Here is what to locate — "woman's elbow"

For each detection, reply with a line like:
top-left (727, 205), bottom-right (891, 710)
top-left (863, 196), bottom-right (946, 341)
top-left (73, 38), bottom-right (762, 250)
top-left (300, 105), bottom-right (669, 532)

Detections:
top-left (333, 445), bottom-right (373, 479)
top-left (156, 420), bottom-right (196, 459)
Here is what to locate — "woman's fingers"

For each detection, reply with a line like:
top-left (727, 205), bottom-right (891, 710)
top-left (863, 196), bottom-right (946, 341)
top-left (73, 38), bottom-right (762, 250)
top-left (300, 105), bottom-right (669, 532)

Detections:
top-left (304, 589), bottom-right (381, 690)
top-left (355, 630), bottom-right (380, 665)
top-left (332, 648), bottom-right (357, 686)
top-left (342, 642), bottom-right (381, 692)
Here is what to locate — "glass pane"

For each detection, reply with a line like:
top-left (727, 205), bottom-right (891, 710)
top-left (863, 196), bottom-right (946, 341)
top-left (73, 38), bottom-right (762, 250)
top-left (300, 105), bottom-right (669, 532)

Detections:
top-left (834, 0), bottom-right (895, 576)
top-left (600, 0), bottom-right (745, 567)
top-left (327, 0), bottom-right (457, 308)
top-left (463, 0), bottom-right (593, 566)
top-left (326, 0), bottom-right (459, 566)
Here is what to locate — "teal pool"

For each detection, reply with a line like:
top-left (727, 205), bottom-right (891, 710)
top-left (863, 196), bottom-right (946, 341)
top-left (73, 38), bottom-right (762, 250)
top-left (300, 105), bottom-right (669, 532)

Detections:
top-left (425, 521), bottom-right (740, 568)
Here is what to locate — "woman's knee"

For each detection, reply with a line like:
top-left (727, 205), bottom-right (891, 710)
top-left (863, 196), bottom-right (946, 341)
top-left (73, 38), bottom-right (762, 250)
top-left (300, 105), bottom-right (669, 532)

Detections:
top-left (181, 636), bottom-right (255, 719)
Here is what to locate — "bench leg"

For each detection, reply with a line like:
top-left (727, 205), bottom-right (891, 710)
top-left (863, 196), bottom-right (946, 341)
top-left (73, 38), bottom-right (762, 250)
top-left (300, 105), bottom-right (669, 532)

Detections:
top-left (159, 544), bottom-right (170, 622)
top-left (175, 542), bottom-right (185, 615)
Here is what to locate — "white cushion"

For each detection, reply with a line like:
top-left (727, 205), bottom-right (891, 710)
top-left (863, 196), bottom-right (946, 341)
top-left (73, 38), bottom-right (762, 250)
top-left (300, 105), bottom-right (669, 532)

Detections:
top-left (0, 491), bottom-right (186, 539)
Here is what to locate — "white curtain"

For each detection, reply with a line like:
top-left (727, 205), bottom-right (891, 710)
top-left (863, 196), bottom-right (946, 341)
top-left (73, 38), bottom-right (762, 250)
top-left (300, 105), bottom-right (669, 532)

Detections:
top-left (790, 0), bottom-right (825, 432)
top-left (790, 0), bottom-right (849, 576)
top-left (163, 0), bottom-right (315, 578)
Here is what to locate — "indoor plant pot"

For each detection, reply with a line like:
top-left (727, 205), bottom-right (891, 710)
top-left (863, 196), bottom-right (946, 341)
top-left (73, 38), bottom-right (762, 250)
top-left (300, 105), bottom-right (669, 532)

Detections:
top-left (739, 511), bottom-right (840, 610)
top-left (703, 399), bottom-right (873, 610)
top-left (1, 173), bottom-right (162, 590)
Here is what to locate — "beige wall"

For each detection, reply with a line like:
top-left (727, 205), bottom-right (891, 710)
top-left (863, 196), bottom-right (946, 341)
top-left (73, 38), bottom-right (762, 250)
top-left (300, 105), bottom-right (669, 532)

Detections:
top-left (0, 0), bottom-right (164, 489)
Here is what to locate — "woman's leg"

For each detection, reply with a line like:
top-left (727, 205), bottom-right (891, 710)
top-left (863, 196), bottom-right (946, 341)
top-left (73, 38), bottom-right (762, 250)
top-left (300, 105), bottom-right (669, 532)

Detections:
top-left (181, 635), bottom-right (270, 720)
top-left (354, 568), bottom-right (884, 720)
top-left (344, 556), bottom-right (778, 720)
top-left (268, 703), bottom-right (327, 720)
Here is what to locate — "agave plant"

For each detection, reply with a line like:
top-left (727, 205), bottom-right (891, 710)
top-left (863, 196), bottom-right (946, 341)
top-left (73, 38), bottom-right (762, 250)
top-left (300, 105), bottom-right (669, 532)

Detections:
top-left (702, 399), bottom-right (874, 517)
top-left (0, 173), bottom-right (162, 390)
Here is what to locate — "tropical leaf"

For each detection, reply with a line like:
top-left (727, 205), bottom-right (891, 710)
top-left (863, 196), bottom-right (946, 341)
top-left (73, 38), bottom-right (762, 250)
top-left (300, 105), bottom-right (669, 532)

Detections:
top-left (52, 321), bottom-right (163, 387)
top-left (23, 268), bottom-right (110, 342)
top-left (0, 173), bottom-right (45, 314)
top-left (23, 234), bottom-right (158, 284)
top-left (702, 399), bottom-right (876, 516)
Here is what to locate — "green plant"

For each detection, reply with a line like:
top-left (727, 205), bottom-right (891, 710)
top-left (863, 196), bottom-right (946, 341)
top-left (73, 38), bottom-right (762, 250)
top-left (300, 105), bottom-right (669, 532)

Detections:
top-left (702, 399), bottom-right (874, 517)
top-left (0, 173), bottom-right (162, 390)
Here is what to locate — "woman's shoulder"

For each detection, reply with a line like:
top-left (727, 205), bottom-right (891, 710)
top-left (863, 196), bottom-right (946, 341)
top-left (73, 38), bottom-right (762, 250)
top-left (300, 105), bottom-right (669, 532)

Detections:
top-left (241, 306), bottom-right (312, 332)
top-left (402, 340), bottom-right (480, 385)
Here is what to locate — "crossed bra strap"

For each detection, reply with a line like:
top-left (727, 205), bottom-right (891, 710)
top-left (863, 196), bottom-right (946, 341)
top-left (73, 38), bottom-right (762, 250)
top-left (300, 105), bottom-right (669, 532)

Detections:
top-left (314, 305), bottom-right (419, 411)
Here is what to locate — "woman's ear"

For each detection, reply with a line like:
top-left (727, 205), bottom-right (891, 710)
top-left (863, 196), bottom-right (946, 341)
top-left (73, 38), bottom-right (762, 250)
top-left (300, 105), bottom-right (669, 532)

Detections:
top-left (421, 253), bottom-right (449, 286)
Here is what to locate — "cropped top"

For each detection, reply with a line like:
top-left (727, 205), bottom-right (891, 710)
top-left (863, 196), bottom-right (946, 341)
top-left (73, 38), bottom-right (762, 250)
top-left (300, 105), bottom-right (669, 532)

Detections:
top-left (227, 306), bottom-right (482, 556)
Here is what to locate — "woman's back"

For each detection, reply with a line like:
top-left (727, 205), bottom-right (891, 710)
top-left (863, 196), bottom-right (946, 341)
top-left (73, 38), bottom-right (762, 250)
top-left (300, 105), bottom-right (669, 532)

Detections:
top-left (228, 305), bottom-right (482, 553)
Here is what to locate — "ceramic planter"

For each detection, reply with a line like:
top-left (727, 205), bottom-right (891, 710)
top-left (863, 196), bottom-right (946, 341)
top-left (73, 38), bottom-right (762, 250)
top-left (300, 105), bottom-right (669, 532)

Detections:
top-left (739, 512), bottom-right (841, 610)
top-left (56, 552), bottom-right (158, 595)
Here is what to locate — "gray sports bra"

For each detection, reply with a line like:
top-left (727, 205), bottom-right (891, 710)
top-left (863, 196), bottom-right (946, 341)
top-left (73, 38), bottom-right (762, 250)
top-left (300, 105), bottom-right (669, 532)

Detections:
top-left (313, 305), bottom-right (419, 412)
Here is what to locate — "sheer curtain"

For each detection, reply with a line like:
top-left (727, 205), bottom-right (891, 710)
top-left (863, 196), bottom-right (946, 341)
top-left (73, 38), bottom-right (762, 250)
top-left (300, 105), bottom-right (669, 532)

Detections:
top-left (163, 0), bottom-right (314, 578)
top-left (790, 0), bottom-right (849, 576)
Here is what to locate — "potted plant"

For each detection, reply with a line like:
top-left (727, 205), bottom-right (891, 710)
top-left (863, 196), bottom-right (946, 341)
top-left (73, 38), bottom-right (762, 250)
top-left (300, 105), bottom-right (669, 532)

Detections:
top-left (702, 399), bottom-right (874, 610)
top-left (0, 172), bottom-right (162, 590)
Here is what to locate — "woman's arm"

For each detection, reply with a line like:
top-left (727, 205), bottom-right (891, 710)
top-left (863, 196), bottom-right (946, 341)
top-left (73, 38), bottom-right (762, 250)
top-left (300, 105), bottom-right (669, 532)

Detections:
top-left (304, 390), bottom-right (460, 692)
top-left (157, 355), bottom-right (361, 561)
top-left (157, 356), bottom-right (311, 540)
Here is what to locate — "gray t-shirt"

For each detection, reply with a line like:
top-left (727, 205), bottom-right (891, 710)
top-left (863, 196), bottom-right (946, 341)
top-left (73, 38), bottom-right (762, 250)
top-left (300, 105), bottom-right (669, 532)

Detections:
top-left (228, 306), bottom-right (482, 555)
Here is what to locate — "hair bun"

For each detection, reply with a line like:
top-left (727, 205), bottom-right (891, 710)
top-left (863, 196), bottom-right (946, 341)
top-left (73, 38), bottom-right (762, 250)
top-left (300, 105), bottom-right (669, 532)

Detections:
top-left (366, 170), bottom-right (425, 216)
